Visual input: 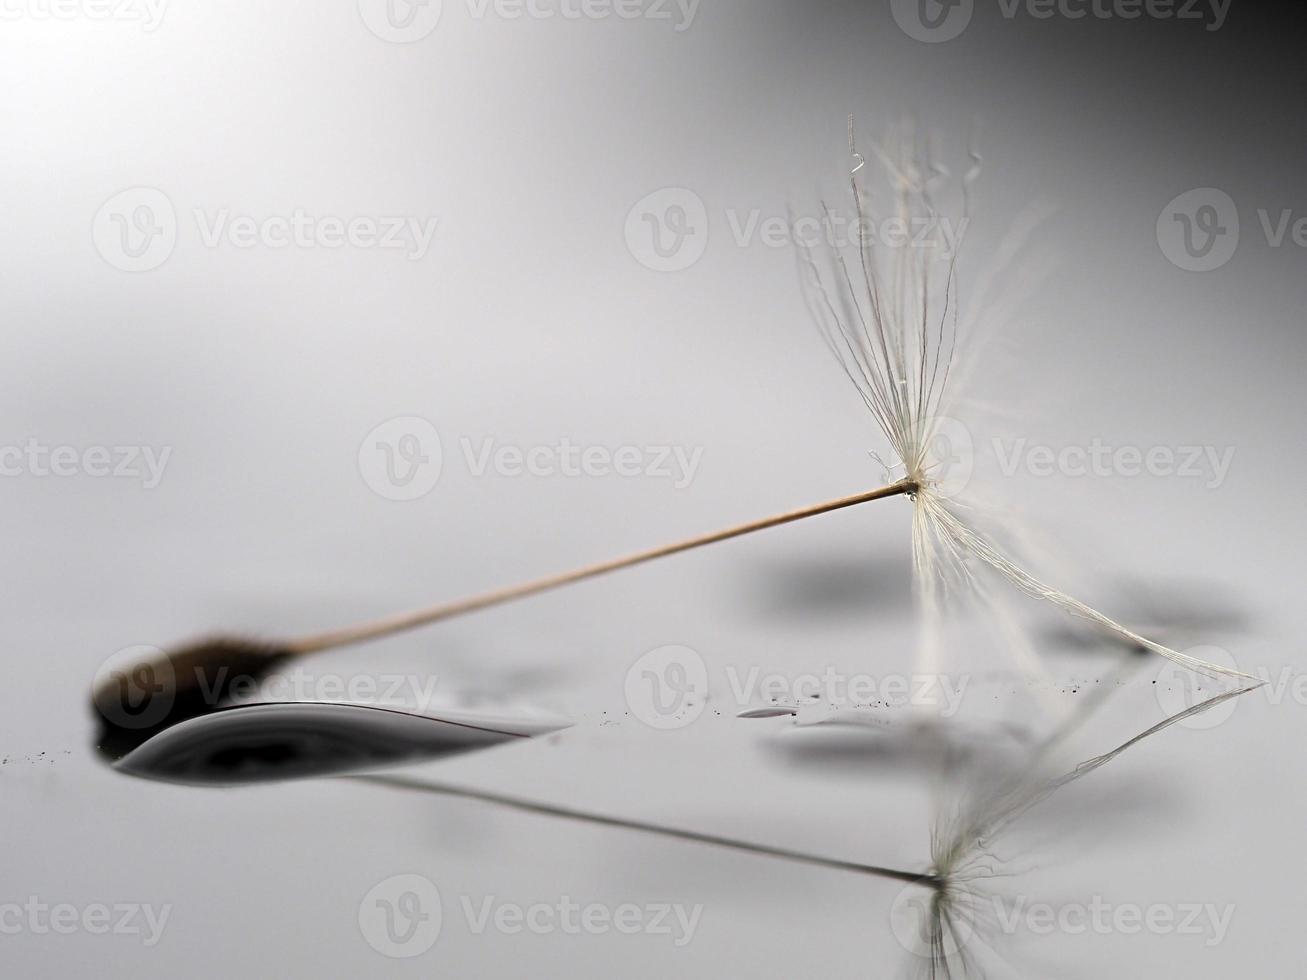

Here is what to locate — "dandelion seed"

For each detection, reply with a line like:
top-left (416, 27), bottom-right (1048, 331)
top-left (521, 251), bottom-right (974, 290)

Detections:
top-left (93, 120), bottom-right (1248, 759)
top-left (799, 119), bottom-right (1253, 684)
top-left (93, 482), bottom-right (919, 751)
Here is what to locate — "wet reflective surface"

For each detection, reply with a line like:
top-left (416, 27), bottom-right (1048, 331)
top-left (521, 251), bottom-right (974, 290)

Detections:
top-left (5, 5), bottom-right (1304, 976)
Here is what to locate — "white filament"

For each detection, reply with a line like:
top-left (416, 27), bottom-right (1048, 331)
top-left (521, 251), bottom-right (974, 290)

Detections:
top-left (801, 119), bottom-right (1252, 684)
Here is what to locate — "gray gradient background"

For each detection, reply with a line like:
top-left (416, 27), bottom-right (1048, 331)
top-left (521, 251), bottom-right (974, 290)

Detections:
top-left (1, 1), bottom-right (1303, 977)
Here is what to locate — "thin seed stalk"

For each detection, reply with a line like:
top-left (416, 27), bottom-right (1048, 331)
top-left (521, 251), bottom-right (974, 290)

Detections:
top-left (289, 480), bottom-right (917, 654)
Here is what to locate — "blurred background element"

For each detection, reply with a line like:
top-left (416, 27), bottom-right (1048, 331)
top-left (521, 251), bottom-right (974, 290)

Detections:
top-left (0, 2), bottom-right (1302, 976)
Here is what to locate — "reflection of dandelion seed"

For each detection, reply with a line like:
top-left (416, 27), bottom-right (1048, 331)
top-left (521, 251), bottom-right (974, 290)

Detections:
top-left (907, 683), bottom-right (1257, 977)
top-left (351, 684), bottom-right (1260, 979)
top-left (800, 118), bottom-right (1253, 684)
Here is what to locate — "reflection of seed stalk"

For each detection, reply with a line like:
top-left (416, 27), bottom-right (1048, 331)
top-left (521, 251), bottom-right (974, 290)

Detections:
top-left (354, 772), bottom-right (941, 889)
